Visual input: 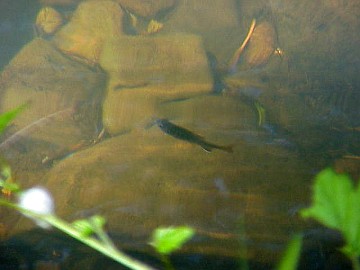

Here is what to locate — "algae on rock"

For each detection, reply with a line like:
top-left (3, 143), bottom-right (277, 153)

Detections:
top-left (53, 0), bottom-right (125, 65)
top-left (162, 0), bottom-right (242, 65)
top-left (0, 38), bottom-right (105, 177)
top-left (100, 34), bottom-right (213, 135)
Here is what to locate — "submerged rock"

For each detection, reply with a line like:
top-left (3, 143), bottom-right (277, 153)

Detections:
top-left (53, 0), bottom-right (125, 65)
top-left (35, 6), bottom-right (63, 36)
top-left (0, 38), bottom-right (105, 178)
top-left (162, 0), bottom-right (242, 64)
top-left (244, 21), bottom-right (276, 68)
top-left (116, 0), bottom-right (176, 18)
top-left (31, 99), bottom-right (311, 262)
top-left (157, 95), bottom-right (257, 134)
top-left (99, 34), bottom-right (213, 135)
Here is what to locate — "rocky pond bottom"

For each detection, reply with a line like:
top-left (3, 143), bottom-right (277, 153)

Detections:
top-left (0, 94), bottom-right (324, 268)
top-left (0, 123), bottom-right (350, 269)
top-left (0, 124), bottom-right (314, 268)
top-left (0, 0), bottom-right (359, 269)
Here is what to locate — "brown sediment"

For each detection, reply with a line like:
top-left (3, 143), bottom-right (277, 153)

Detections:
top-left (228, 19), bottom-right (256, 72)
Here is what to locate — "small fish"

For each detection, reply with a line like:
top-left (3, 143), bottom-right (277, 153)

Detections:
top-left (155, 119), bottom-right (233, 153)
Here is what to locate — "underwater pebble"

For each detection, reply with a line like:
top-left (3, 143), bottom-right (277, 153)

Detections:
top-left (35, 6), bottom-right (63, 35)
top-left (244, 21), bottom-right (276, 68)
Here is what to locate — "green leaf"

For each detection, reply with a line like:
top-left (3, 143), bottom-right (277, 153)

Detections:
top-left (0, 103), bottom-right (28, 134)
top-left (301, 168), bottom-right (353, 229)
top-left (301, 168), bottom-right (360, 258)
top-left (0, 162), bottom-right (20, 194)
top-left (149, 226), bottom-right (195, 255)
top-left (342, 186), bottom-right (360, 256)
top-left (72, 219), bottom-right (95, 237)
top-left (90, 215), bottom-right (106, 229)
top-left (0, 180), bottom-right (20, 194)
top-left (277, 234), bottom-right (302, 270)
top-left (72, 215), bottom-right (106, 237)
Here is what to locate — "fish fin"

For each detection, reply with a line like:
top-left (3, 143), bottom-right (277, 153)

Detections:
top-left (201, 145), bottom-right (213, 153)
top-left (201, 144), bottom-right (234, 153)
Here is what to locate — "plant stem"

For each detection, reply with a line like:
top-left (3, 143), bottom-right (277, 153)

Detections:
top-left (160, 254), bottom-right (175, 270)
top-left (43, 215), bottom-right (157, 270)
top-left (91, 219), bottom-right (118, 251)
top-left (0, 200), bottom-right (156, 270)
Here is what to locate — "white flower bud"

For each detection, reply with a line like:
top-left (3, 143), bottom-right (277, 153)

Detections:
top-left (18, 186), bottom-right (54, 229)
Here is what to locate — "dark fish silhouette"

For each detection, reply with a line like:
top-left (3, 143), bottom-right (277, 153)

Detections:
top-left (155, 118), bottom-right (233, 153)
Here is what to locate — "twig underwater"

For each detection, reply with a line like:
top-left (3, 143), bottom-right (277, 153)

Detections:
top-left (0, 107), bottom-right (75, 151)
top-left (228, 19), bottom-right (257, 73)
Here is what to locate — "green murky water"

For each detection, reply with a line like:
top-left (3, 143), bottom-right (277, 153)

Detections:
top-left (0, 0), bottom-right (359, 269)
